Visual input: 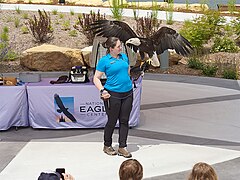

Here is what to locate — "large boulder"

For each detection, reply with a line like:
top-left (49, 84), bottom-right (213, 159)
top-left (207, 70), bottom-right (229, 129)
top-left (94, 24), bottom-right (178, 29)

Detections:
top-left (174, 3), bottom-right (209, 12)
top-left (74, 0), bottom-right (103, 6)
top-left (128, 2), bottom-right (168, 9)
top-left (168, 50), bottom-right (183, 66)
top-left (102, 0), bottom-right (128, 7)
top-left (20, 44), bottom-right (84, 71)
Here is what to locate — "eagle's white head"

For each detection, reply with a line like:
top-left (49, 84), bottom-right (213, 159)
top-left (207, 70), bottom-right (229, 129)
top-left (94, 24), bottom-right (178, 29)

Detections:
top-left (126, 38), bottom-right (141, 46)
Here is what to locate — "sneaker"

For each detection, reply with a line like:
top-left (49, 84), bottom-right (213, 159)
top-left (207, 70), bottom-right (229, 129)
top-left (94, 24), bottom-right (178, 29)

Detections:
top-left (103, 146), bottom-right (117, 156)
top-left (118, 147), bottom-right (132, 158)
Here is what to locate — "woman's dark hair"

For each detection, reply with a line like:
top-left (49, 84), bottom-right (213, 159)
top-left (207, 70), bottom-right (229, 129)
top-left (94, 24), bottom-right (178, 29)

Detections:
top-left (119, 159), bottom-right (143, 180)
top-left (103, 37), bottom-right (120, 54)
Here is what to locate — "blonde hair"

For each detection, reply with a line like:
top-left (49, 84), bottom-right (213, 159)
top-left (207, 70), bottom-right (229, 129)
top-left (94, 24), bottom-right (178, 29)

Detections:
top-left (119, 159), bottom-right (143, 180)
top-left (188, 162), bottom-right (218, 180)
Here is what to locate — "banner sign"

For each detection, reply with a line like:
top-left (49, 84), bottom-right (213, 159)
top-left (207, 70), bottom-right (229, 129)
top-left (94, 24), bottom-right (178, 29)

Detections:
top-left (27, 78), bottom-right (142, 129)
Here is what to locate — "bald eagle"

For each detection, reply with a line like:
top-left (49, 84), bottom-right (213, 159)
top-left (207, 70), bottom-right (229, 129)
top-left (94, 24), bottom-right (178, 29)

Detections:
top-left (90, 20), bottom-right (193, 67)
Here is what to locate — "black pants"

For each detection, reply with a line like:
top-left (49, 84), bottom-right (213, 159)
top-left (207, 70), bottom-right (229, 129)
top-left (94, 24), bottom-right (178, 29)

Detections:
top-left (103, 89), bottom-right (133, 148)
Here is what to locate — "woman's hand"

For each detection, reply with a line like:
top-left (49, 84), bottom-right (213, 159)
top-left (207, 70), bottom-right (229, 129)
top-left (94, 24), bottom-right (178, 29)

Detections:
top-left (101, 90), bottom-right (111, 100)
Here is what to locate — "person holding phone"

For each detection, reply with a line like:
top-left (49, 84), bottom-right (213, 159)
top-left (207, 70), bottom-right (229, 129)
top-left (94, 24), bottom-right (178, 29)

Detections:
top-left (62, 173), bottom-right (74, 180)
top-left (93, 37), bottom-right (133, 158)
top-left (56, 168), bottom-right (74, 180)
top-left (38, 169), bottom-right (74, 180)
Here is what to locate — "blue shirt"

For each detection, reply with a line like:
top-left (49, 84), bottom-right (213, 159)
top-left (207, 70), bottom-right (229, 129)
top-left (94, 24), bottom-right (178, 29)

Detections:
top-left (96, 53), bottom-right (132, 93)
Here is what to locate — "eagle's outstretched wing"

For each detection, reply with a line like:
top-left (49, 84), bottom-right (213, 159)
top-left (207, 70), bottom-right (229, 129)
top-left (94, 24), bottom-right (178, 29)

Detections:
top-left (90, 20), bottom-right (137, 43)
top-left (150, 27), bottom-right (193, 56)
top-left (90, 20), bottom-right (193, 59)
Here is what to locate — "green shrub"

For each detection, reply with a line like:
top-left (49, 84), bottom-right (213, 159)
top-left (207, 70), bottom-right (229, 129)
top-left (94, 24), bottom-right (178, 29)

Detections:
top-left (6, 17), bottom-right (13, 22)
top-left (14, 18), bottom-right (20, 28)
top-left (52, 9), bottom-right (58, 15)
top-left (185, 0), bottom-right (190, 10)
top-left (0, 27), bottom-right (9, 51)
top-left (228, 0), bottom-right (237, 14)
top-left (3, 26), bottom-right (9, 33)
top-left (22, 13), bottom-right (29, 19)
top-left (68, 30), bottom-right (78, 37)
top-left (152, 0), bottom-right (158, 20)
top-left (231, 17), bottom-right (240, 44)
top-left (77, 13), bottom-right (82, 19)
top-left (21, 26), bottom-right (29, 34)
top-left (202, 64), bottom-right (218, 77)
top-left (231, 17), bottom-right (240, 37)
top-left (1, 29), bottom-right (18, 61)
top-left (166, 1), bottom-right (174, 25)
top-left (180, 20), bottom-right (205, 49)
top-left (180, 10), bottom-right (225, 50)
top-left (223, 68), bottom-right (238, 80)
top-left (70, 9), bottom-right (75, 16)
top-left (0, 32), bottom-right (9, 42)
top-left (0, 42), bottom-right (18, 61)
top-left (131, 0), bottom-right (140, 20)
top-left (211, 35), bottom-right (239, 53)
top-left (200, 0), bottom-right (208, 11)
top-left (5, 50), bottom-right (18, 61)
top-left (0, 42), bottom-right (9, 61)
top-left (15, 7), bottom-right (21, 14)
top-left (59, 13), bottom-right (64, 19)
top-left (62, 20), bottom-right (70, 31)
top-left (111, 0), bottom-right (123, 20)
top-left (188, 57), bottom-right (204, 70)
top-left (55, 19), bottom-right (60, 25)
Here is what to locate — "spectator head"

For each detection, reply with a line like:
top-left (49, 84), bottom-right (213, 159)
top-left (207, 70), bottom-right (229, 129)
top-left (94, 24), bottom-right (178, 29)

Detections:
top-left (188, 162), bottom-right (218, 180)
top-left (119, 159), bottom-right (143, 180)
top-left (38, 172), bottom-right (60, 180)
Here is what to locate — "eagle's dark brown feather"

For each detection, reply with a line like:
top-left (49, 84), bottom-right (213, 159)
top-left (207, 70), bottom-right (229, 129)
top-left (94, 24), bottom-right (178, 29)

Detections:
top-left (90, 20), bottom-right (193, 60)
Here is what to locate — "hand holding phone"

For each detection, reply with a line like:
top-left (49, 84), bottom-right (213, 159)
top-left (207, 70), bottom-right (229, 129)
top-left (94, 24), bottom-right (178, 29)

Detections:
top-left (56, 168), bottom-right (65, 179)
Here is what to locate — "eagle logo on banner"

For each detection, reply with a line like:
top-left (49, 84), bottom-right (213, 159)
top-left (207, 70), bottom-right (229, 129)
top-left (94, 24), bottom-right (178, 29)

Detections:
top-left (54, 94), bottom-right (77, 123)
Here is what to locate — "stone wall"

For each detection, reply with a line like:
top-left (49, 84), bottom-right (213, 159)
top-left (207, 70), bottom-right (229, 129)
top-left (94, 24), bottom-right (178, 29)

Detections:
top-left (2, 0), bottom-right (209, 13)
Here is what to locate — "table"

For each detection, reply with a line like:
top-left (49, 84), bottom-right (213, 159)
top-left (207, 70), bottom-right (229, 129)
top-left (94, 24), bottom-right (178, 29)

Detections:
top-left (0, 85), bottom-right (29, 130)
top-left (26, 78), bottom-right (142, 129)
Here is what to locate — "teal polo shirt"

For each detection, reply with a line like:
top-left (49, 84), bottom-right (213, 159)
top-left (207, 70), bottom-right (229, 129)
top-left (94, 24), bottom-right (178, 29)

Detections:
top-left (96, 53), bottom-right (132, 93)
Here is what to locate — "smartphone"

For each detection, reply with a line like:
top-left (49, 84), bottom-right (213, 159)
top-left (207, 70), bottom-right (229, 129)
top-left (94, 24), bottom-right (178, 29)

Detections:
top-left (56, 168), bottom-right (65, 179)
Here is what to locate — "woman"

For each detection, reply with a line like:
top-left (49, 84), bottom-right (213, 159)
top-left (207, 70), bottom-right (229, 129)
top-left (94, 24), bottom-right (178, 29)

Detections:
top-left (93, 37), bottom-right (133, 158)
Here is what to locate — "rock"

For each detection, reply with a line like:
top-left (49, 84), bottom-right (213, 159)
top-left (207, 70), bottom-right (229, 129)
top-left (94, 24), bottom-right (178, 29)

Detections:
top-left (173, 4), bottom-right (209, 12)
top-left (102, 0), bottom-right (128, 7)
top-left (178, 58), bottom-right (188, 65)
top-left (20, 44), bottom-right (84, 71)
top-left (128, 2), bottom-right (168, 9)
top-left (75, 0), bottom-right (103, 6)
top-left (167, 50), bottom-right (184, 66)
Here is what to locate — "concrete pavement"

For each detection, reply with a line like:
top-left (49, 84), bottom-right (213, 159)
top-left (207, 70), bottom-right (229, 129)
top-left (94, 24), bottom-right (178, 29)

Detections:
top-left (0, 74), bottom-right (240, 179)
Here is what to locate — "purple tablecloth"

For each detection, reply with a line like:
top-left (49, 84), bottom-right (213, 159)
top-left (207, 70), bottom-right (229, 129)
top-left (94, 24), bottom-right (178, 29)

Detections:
top-left (0, 85), bottom-right (29, 130)
top-left (26, 78), bottom-right (142, 129)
